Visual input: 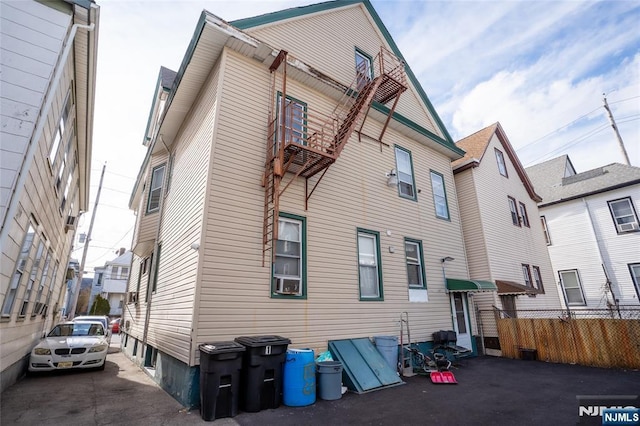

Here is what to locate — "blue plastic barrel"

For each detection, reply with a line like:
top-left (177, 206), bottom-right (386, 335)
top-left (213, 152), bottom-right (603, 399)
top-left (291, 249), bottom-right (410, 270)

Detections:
top-left (283, 349), bottom-right (316, 407)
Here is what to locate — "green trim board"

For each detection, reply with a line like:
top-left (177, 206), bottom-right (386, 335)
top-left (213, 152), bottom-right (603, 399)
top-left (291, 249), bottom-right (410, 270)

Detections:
top-left (230, 0), bottom-right (461, 154)
top-left (446, 278), bottom-right (497, 292)
top-left (329, 338), bottom-right (403, 394)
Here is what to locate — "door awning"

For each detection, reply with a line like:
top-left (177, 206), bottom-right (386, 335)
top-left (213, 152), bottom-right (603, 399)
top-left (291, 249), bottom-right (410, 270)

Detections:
top-left (496, 280), bottom-right (538, 295)
top-left (446, 278), bottom-right (497, 292)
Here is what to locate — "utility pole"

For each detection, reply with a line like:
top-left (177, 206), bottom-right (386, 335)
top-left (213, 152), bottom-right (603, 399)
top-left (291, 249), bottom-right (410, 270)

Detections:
top-left (69, 163), bottom-right (106, 319)
top-left (603, 93), bottom-right (631, 166)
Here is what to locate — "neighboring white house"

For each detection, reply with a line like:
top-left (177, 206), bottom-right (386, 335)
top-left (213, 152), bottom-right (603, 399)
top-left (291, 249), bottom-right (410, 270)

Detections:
top-left (452, 123), bottom-right (563, 354)
top-left (122, 0), bottom-right (477, 407)
top-left (526, 155), bottom-right (640, 311)
top-left (89, 249), bottom-right (131, 317)
top-left (0, 0), bottom-right (99, 392)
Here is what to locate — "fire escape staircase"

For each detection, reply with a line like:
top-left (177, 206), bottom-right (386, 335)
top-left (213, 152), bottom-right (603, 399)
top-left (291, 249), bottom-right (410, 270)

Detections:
top-left (263, 48), bottom-right (407, 265)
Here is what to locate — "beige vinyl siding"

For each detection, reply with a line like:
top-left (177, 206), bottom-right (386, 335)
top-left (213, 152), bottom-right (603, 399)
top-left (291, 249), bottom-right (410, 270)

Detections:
top-left (244, 4), bottom-right (441, 138)
top-left (143, 58), bottom-right (222, 364)
top-left (131, 153), bottom-right (169, 253)
top-left (469, 134), bottom-right (561, 309)
top-left (0, 2), bottom-right (79, 377)
top-left (124, 253), bottom-right (149, 339)
top-left (454, 169), bottom-right (490, 280)
top-left (196, 49), bottom-right (466, 358)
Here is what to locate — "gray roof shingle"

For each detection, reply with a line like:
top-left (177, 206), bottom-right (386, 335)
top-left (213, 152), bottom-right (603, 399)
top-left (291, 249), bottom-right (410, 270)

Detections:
top-left (525, 156), bottom-right (640, 206)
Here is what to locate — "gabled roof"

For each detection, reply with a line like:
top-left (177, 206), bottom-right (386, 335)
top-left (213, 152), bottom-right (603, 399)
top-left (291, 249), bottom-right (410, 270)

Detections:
top-left (230, 0), bottom-right (461, 154)
top-left (452, 122), bottom-right (542, 202)
top-left (526, 156), bottom-right (640, 207)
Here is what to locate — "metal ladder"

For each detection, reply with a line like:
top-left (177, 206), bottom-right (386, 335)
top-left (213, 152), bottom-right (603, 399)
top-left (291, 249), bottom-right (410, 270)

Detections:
top-left (399, 312), bottom-right (416, 377)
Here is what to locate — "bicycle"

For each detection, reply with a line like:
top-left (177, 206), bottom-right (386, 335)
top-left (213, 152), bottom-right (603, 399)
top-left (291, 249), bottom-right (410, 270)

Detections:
top-left (404, 344), bottom-right (451, 374)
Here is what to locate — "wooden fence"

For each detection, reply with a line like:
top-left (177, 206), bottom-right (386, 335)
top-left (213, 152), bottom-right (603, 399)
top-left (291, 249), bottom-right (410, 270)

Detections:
top-left (496, 317), bottom-right (640, 369)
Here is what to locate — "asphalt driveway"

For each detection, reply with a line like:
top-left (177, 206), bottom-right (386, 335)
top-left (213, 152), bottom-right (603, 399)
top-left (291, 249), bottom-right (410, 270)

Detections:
top-left (234, 356), bottom-right (639, 426)
top-left (2, 337), bottom-right (638, 425)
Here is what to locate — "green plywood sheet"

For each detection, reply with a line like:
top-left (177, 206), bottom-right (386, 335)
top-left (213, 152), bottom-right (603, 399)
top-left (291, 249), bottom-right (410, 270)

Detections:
top-left (329, 338), bottom-right (403, 394)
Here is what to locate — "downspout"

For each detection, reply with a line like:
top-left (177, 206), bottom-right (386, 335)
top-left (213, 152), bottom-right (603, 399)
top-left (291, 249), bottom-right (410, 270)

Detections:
top-left (582, 198), bottom-right (619, 313)
top-left (141, 136), bottom-right (171, 350)
top-left (0, 21), bottom-right (95, 251)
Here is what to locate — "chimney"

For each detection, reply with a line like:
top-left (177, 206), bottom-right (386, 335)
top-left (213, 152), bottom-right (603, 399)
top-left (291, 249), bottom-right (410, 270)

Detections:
top-left (118, 247), bottom-right (125, 256)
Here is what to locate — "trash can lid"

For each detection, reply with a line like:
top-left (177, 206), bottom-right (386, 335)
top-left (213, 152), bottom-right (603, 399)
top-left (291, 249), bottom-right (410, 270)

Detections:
top-left (234, 335), bottom-right (291, 347)
top-left (199, 341), bottom-right (246, 354)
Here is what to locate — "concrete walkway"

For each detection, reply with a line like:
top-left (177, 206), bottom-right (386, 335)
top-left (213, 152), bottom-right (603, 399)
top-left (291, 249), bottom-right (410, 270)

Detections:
top-left (2, 337), bottom-right (638, 425)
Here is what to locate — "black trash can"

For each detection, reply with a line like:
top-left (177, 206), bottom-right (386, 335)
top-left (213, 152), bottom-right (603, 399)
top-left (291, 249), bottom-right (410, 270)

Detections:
top-left (234, 335), bottom-right (291, 412)
top-left (198, 342), bottom-right (246, 421)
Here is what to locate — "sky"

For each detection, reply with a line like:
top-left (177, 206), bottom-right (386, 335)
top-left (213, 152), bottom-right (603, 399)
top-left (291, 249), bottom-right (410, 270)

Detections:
top-left (76, 0), bottom-right (640, 272)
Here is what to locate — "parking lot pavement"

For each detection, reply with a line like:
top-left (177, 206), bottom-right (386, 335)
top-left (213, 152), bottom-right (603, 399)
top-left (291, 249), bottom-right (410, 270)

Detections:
top-left (2, 339), bottom-right (638, 426)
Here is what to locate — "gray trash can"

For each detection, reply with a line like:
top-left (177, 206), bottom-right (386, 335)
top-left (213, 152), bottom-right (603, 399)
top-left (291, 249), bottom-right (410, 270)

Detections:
top-left (317, 361), bottom-right (343, 400)
top-left (373, 335), bottom-right (398, 371)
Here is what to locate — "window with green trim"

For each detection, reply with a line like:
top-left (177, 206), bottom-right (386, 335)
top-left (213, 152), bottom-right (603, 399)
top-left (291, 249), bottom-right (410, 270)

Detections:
top-left (273, 213), bottom-right (306, 298)
top-left (277, 93), bottom-right (307, 147)
top-left (430, 171), bottom-right (449, 219)
top-left (146, 164), bottom-right (166, 214)
top-left (357, 229), bottom-right (383, 300)
top-left (404, 238), bottom-right (426, 289)
top-left (395, 146), bottom-right (416, 200)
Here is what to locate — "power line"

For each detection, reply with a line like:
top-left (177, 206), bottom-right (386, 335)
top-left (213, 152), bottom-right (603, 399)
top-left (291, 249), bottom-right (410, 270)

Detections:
top-left (524, 123), bottom-right (610, 166)
top-left (517, 105), bottom-right (601, 152)
top-left (91, 168), bottom-right (137, 181)
top-left (516, 96), bottom-right (639, 155)
top-left (609, 95), bottom-right (640, 105)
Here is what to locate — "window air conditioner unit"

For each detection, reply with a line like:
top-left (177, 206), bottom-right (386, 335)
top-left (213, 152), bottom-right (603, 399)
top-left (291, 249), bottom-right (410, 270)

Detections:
top-left (275, 279), bottom-right (300, 295)
top-left (619, 222), bottom-right (638, 232)
top-left (65, 215), bottom-right (77, 232)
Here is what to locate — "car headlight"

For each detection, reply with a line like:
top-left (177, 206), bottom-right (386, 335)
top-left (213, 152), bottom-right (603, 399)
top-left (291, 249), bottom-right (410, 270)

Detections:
top-left (33, 348), bottom-right (51, 355)
top-left (89, 344), bottom-right (108, 353)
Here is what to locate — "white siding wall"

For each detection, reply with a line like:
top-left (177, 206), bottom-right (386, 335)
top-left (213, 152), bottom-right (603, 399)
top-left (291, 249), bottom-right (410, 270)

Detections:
top-left (543, 185), bottom-right (640, 308)
top-left (195, 49), bottom-right (467, 362)
top-left (0, 0), bottom-right (70, 224)
top-left (0, 0), bottom-right (82, 388)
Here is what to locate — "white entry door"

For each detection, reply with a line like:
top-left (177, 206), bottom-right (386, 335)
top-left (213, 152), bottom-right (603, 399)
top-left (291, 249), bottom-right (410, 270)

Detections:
top-left (450, 293), bottom-right (472, 350)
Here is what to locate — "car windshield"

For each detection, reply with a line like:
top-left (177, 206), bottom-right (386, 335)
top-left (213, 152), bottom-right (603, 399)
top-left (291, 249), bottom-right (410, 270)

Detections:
top-left (48, 323), bottom-right (105, 337)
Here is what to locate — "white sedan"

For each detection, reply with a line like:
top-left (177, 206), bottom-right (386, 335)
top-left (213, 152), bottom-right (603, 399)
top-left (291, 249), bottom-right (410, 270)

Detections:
top-left (28, 321), bottom-right (109, 373)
